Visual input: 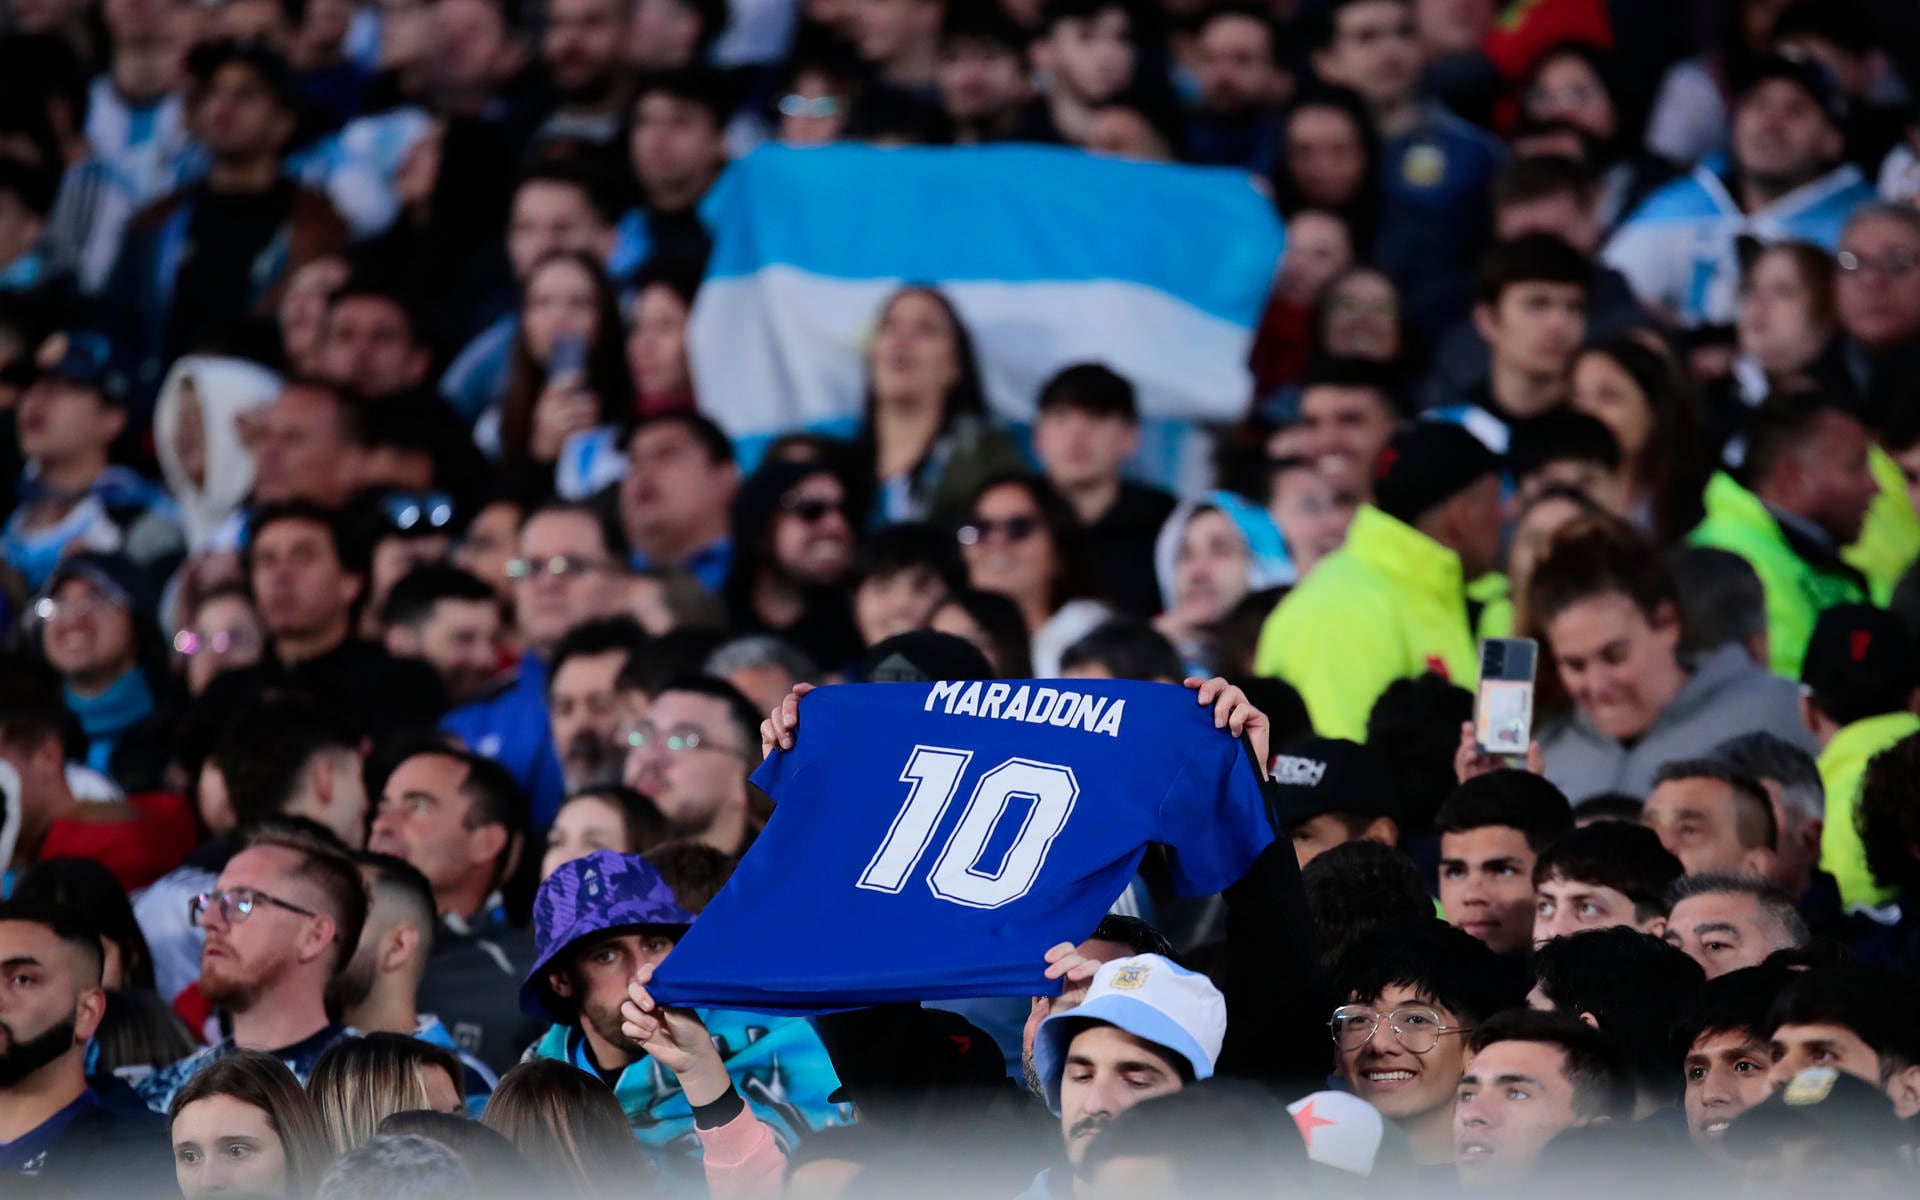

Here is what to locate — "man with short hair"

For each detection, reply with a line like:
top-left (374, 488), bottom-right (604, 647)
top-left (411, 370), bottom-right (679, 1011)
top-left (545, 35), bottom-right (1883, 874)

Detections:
top-left (136, 826), bottom-right (368, 1110)
top-left (1641, 760), bottom-right (1780, 879)
top-left (1269, 736), bottom-right (1400, 868)
top-left (335, 852), bottom-right (497, 1103)
top-left (619, 412), bottom-right (739, 592)
top-left (1330, 919), bottom-right (1523, 1167)
top-left (612, 69), bottom-right (731, 280)
top-left (1257, 422), bottom-right (1504, 740)
top-left (1428, 235), bottom-right (1589, 451)
top-left (852, 0), bottom-right (945, 90)
top-left (367, 746), bottom-right (538, 1075)
top-left (547, 617), bottom-right (651, 792)
top-left (623, 676), bottom-right (764, 856)
top-left (1530, 821), bottom-right (1682, 945)
top-left (0, 899), bottom-right (171, 1189)
top-left (1029, 953), bottom-right (1226, 1195)
top-left (1671, 547), bottom-right (1771, 668)
top-left (1833, 203), bottom-right (1920, 411)
top-left (196, 501), bottom-right (449, 738)
top-left (1059, 621), bottom-right (1183, 684)
top-left (1032, 363), bottom-right (1174, 618)
top-left (1764, 962), bottom-right (1920, 1117)
top-left (1711, 730), bottom-right (1841, 924)
top-left (442, 501), bottom-right (626, 828)
top-left (1436, 771), bottom-right (1575, 955)
top-left (2, 332), bottom-right (181, 591)
top-left (936, 0), bottom-right (1032, 144)
top-left (1185, 5), bottom-right (1289, 171)
top-left (1606, 54), bottom-right (1873, 329)
top-left (1689, 394), bottom-right (1877, 678)
top-left (525, 851), bottom-right (843, 1179)
top-left (1663, 874), bottom-right (1810, 978)
top-left (1292, 357), bottom-right (1405, 506)
top-left (1311, 0), bottom-right (1504, 338)
top-left (1526, 927), bottom-right (1706, 1117)
top-left (1796, 605), bottom-right (1920, 911)
top-left (1020, 0), bottom-right (1139, 146)
top-left (317, 276), bottom-right (433, 401)
top-left (1453, 1009), bottom-right (1635, 1187)
top-left (705, 636), bottom-right (819, 718)
top-left (1674, 964), bottom-right (1791, 1153)
top-left (1505, 409), bottom-right (1626, 514)
top-left (136, 696), bottom-right (368, 1016)
top-left (251, 378), bottom-right (367, 507)
top-left (381, 563), bottom-right (505, 708)
top-left (530, 0), bottom-right (633, 163)
top-left (849, 523), bottom-right (961, 648)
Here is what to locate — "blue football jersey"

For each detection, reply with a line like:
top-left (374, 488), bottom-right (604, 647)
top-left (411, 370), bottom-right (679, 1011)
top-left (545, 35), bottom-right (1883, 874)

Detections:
top-left (648, 679), bottom-right (1274, 1012)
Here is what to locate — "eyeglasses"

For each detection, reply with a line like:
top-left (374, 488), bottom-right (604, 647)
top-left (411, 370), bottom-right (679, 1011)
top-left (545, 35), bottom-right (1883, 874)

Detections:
top-left (625, 722), bottom-right (747, 759)
top-left (1836, 247), bottom-right (1920, 281)
top-left (782, 495), bottom-right (846, 524)
top-left (957, 516), bottom-right (1040, 546)
top-left (779, 94), bottom-right (841, 119)
top-left (1329, 1005), bottom-right (1471, 1054)
top-left (32, 594), bottom-right (116, 623)
top-left (174, 628), bottom-right (262, 657)
top-left (507, 555), bottom-right (608, 580)
top-left (382, 491), bottom-right (456, 533)
top-left (189, 887), bottom-right (322, 929)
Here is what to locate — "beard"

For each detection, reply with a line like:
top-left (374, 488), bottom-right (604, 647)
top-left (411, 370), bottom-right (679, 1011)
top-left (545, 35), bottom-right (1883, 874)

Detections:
top-left (0, 1015), bottom-right (77, 1086)
top-left (1022, 1050), bottom-right (1048, 1104)
top-left (200, 954), bottom-right (272, 1013)
top-left (562, 733), bottom-right (623, 792)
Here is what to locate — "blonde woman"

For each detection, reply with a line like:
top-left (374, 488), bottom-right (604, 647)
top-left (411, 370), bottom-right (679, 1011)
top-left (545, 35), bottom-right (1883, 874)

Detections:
top-left (308, 1033), bottom-right (466, 1154)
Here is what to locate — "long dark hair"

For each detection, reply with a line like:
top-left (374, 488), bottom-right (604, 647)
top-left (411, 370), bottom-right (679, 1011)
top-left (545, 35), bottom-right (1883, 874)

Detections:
top-left (1270, 86), bottom-right (1381, 250)
top-left (856, 285), bottom-right (990, 482)
top-left (1573, 338), bottom-right (1710, 545)
top-left (957, 473), bottom-right (1100, 617)
top-left (499, 250), bottom-right (634, 469)
top-left (1519, 41), bottom-right (1647, 166)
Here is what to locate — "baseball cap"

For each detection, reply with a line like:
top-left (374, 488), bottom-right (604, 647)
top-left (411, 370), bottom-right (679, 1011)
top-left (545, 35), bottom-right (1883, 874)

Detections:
top-left (38, 552), bottom-right (154, 623)
top-left (861, 631), bottom-right (993, 683)
top-left (1269, 737), bottom-right (1400, 831)
top-left (31, 331), bottom-right (127, 405)
top-left (822, 1004), bottom-right (1009, 1107)
top-left (1725, 1067), bottom-right (1910, 1159)
top-left (1371, 421), bottom-right (1499, 526)
top-left (1801, 604), bottom-right (1913, 714)
top-left (520, 850), bottom-right (695, 1023)
top-left (1742, 52), bottom-right (1848, 132)
top-left (1032, 954), bottom-right (1226, 1115)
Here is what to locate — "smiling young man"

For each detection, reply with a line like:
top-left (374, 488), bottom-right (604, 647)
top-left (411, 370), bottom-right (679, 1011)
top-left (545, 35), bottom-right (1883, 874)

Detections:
top-left (1434, 771), bottom-right (1575, 955)
top-left (1673, 964), bottom-right (1791, 1155)
top-left (1530, 820), bottom-right (1683, 945)
top-left (1453, 1009), bottom-right (1634, 1188)
top-left (1329, 919), bottom-right (1523, 1167)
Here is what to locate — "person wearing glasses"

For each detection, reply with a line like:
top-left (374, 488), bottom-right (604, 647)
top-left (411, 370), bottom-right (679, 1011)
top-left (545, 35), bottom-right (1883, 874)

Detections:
top-left (1835, 205), bottom-right (1920, 406)
top-left (956, 474), bottom-right (1111, 678)
top-left (174, 582), bottom-right (267, 698)
top-left (721, 458), bottom-right (864, 672)
top-left (135, 826), bottom-right (369, 1113)
top-left (355, 488), bottom-right (463, 641)
top-left (621, 677), bottom-right (765, 857)
top-left (1328, 918), bottom-right (1524, 1168)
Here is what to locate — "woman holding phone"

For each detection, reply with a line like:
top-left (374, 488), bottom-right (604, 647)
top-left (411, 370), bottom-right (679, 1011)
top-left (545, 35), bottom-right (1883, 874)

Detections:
top-left (491, 250), bottom-right (635, 502)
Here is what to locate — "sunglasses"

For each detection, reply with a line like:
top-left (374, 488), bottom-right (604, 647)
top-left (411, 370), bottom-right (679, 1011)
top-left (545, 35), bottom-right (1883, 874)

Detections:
top-left (957, 516), bottom-right (1040, 546)
top-left (779, 94), bottom-right (841, 119)
top-left (782, 495), bottom-right (847, 524)
top-left (507, 555), bottom-right (608, 580)
top-left (382, 491), bottom-right (456, 534)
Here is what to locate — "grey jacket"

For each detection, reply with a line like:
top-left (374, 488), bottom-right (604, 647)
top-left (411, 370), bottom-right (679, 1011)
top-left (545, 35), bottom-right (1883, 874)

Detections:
top-left (1539, 644), bottom-right (1816, 803)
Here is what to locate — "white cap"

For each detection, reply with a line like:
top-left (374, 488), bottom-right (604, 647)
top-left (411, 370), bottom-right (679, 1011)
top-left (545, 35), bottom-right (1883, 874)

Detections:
top-left (1032, 954), bottom-right (1227, 1115)
top-left (1287, 1091), bottom-right (1386, 1177)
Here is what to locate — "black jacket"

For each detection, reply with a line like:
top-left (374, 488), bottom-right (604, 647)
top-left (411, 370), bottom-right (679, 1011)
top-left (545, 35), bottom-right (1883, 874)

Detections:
top-left (1085, 483), bottom-right (1177, 620)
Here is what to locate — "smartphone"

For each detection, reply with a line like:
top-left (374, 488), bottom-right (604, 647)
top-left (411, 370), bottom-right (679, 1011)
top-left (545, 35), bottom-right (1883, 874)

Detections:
top-left (548, 334), bottom-right (586, 382)
top-left (1474, 637), bottom-right (1537, 757)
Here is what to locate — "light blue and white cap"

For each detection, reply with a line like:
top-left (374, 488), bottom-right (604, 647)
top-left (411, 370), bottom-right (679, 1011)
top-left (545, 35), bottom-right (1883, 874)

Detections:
top-left (1032, 953), bottom-right (1227, 1115)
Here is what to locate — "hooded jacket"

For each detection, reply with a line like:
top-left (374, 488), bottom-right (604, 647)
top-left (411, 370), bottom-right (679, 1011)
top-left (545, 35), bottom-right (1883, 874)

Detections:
top-left (1687, 472), bottom-right (1870, 679)
top-left (1815, 710), bottom-right (1919, 912)
top-left (1538, 643), bottom-right (1816, 802)
top-left (151, 355), bottom-right (281, 552)
top-left (1253, 505), bottom-right (1479, 741)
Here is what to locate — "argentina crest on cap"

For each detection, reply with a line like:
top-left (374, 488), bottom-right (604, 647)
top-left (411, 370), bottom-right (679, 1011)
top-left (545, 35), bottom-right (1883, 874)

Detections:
top-left (1110, 963), bottom-right (1152, 991)
top-left (1783, 1067), bottom-right (1838, 1106)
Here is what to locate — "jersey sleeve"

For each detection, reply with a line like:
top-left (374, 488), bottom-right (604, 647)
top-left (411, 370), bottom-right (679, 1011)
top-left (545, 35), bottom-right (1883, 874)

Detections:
top-left (1155, 726), bottom-right (1276, 897)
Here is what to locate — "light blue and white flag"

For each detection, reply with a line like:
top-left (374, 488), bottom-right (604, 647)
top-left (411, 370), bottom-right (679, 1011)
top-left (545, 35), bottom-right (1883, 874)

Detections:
top-left (688, 144), bottom-right (1284, 485)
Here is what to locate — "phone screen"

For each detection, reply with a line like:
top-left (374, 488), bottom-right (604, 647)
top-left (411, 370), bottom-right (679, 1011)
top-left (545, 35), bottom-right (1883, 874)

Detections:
top-left (1475, 638), bottom-right (1537, 757)
top-left (548, 335), bottom-right (586, 381)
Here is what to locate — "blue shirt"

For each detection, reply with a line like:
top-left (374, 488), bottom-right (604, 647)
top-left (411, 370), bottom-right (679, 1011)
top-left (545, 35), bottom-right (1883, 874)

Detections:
top-left (631, 537), bottom-right (731, 595)
top-left (649, 680), bottom-right (1273, 1012)
top-left (1, 1089), bottom-right (96, 1174)
top-left (443, 656), bottom-right (566, 830)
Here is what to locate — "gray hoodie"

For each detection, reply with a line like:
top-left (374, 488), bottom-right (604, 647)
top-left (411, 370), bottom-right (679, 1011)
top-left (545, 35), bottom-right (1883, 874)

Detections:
top-left (1539, 644), bottom-right (1817, 803)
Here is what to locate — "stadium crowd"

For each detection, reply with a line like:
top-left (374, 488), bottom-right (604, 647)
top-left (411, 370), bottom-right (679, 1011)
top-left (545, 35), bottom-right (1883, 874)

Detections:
top-left (3, 0), bottom-right (1920, 1194)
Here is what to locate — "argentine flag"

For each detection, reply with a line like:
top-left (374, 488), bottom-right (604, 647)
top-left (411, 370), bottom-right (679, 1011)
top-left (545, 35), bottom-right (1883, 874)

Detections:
top-left (688, 144), bottom-right (1284, 483)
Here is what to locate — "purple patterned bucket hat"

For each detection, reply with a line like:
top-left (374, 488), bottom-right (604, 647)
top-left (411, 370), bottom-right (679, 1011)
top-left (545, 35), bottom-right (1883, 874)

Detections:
top-left (519, 850), bottom-right (695, 1022)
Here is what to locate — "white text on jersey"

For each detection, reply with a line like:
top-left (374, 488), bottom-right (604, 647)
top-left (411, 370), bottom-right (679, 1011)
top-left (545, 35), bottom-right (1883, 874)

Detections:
top-left (923, 680), bottom-right (1126, 737)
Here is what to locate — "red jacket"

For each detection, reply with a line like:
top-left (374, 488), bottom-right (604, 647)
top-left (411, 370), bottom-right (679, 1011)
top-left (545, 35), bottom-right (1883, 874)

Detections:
top-left (38, 792), bottom-right (197, 892)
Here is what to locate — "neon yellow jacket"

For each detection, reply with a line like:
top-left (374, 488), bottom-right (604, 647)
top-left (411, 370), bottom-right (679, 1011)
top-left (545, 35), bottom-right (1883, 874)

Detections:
top-left (1687, 473), bottom-right (1868, 679)
top-left (1816, 711), bottom-right (1919, 911)
top-left (1842, 445), bottom-right (1920, 604)
top-left (1254, 505), bottom-right (1478, 740)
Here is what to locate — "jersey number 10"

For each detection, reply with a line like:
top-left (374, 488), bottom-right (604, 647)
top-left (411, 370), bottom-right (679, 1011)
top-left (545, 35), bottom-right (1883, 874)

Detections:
top-left (856, 745), bottom-right (1081, 909)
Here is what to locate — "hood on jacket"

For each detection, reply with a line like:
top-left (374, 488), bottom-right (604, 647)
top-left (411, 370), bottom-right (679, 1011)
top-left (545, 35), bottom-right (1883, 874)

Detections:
top-left (153, 356), bottom-right (282, 553)
top-left (1152, 490), bottom-right (1296, 604)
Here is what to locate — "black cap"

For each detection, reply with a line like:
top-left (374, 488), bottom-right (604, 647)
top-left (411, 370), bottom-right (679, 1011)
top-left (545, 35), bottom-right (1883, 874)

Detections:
top-left (1371, 421), bottom-right (1500, 525)
top-left (1269, 737), bottom-right (1400, 829)
top-left (824, 1006), bottom-right (1008, 1107)
top-left (1743, 52), bottom-right (1848, 133)
top-left (861, 631), bottom-right (994, 683)
top-left (1800, 604), bottom-right (1913, 710)
top-left (1725, 1067), bottom-right (1910, 1159)
top-left (40, 551), bottom-right (156, 625)
top-left (30, 331), bottom-right (127, 405)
